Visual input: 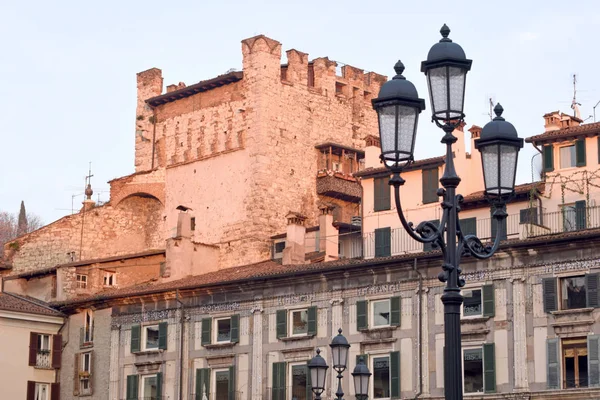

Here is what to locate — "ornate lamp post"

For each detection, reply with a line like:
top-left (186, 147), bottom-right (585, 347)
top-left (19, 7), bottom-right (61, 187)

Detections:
top-left (351, 357), bottom-right (371, 400)
top-left (308, 349), bottom-right (329, 400)
top-left (330, 329), bottom-right (351, 400)
top-left (371, 25), bottom-right (523, 400)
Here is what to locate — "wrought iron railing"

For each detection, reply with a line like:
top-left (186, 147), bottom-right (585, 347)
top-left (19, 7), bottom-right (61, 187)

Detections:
top-left (36, 350), bottom-right (52, 369)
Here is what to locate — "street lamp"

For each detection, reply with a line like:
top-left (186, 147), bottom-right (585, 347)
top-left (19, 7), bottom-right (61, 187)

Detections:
top-left (372, 24), bottom-right (522, 400)
top-left (330, 329), bottom-right (351, 400)
top-left (352, 357), bottom-right (371, 400)
top-left (308, 348), bottom-right (329, 400)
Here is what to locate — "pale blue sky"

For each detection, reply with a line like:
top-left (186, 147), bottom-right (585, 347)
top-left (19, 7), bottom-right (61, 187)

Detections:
top-left (1, 0), bottom-right (598, 223)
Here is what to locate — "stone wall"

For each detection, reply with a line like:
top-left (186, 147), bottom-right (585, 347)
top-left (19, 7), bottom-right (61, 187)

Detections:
top-left (3, 195), bottom-right (164, 274)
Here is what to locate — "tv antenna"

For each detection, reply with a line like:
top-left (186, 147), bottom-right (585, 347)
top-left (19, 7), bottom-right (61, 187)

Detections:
top-left (571, 74), bottom-right (581, 119)
top-left (488, 98), bottom-right (494, 121)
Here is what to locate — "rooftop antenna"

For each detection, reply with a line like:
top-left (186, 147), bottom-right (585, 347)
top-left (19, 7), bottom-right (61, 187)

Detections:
top-left (593, 100), bottom-right (600, 122)
top-left (571, 74), bottom-right (581, 119)
top-left (488, 98), bottom-right (494, 121)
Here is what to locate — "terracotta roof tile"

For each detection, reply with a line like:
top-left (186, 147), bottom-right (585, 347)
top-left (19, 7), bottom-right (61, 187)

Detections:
top-left (525, 122), bottom-right (600, 144)
top-left (0, 293), bottom-right (63, 317)
top-left (353, 156), bottom-right (445, 178)
top-left (462, 182), bottom-right (544, 204)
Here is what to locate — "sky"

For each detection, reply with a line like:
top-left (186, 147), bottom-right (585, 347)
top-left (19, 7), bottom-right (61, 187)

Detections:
top-left (0, 0), bottom-right (599, 224)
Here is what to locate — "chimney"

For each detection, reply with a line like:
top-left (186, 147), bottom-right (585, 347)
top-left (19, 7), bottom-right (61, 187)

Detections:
top-left (176, 211), bottom-right (193, 238)
top-left (282, 212), bottom-right (307, 265)
top-left (364, 134), bottom-right (382, 169)
top-left (319, 206), bottom-right (339, 261)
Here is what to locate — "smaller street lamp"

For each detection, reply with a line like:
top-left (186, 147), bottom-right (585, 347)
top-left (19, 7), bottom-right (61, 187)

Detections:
top-left (330, 329), bottom-right (351, 400)
top-left (352, 357), bottom-right (371, 400)
top-left (308, 348), bottom-right (329, 400)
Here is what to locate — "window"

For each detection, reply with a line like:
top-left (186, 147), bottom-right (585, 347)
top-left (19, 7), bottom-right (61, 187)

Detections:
top-left (201, 315), bottom-right (239, 346)
top-left (38, 334), bottom-right (50, 352)
top-left (76, 274), bottom-right (87, 289)
top-left (103, 272), bottom-right (116, 287)
top-left (290, 364), bottom-right (309, 400)
top-left (190, 217), bottom-right (196, 231)
top-left (276, 307), bottom-right (317, 339)
top-left (80, 352), bottom-right (92, 395)
top-left (215, 317), bottom-right (232, 343)
top-left (372, 299), bottom-right (391, 327)
top-left (373, 356), bottom-right (390, 399)
top-left (563, 338), bottom-right (588, 388)
top-left (561, 276), bottom-right (587, 310)
top-left (143, 325), bottom-right (160, 350)
top-left (543, 145), bottom-right (554, 172)
top-left (560, 145), bottom-right (576, 168)
top-left (356, 298), bottom-right (400, 331)
top-left (30, 333), bottom-right (60, 369)
top-left (35, 383), bottom-right (49, 400)
top-left (84, 309), bottom-right (93, 343)
top-left (142, 374), bottom-right (159, 400)
top-left (126, 373), bottom-right (162, 400)
top-left (374, 227), bottom-right (391, 257)
top-left (374, 177), bottom-right (390, 212)
top-left (361, 352), bottom-right (400, 399)
top-left (422, 167), bottom-right (439, 204)
top-left (543, 274), bottom-right (600, 312)
top-left (519, 207), bottom-right (538, 225)
top-left (562, 200), bottom-right (586, 231)
top-left (35, 334), bottom-right (51, 369)
top-left (463, 344), bottom-right (496, 394)
top-left (215, 369), bottom-right (231, 400)
top-left (195, 367), bottom-right (234, 400)
top-left (463, 289), bottom-right (482, 317)
top-left (273, 240), bottom-right (286, 259)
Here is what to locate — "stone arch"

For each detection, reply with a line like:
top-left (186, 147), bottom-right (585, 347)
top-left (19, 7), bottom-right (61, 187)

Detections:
top-left (111, 183), bottom-right (165, 208)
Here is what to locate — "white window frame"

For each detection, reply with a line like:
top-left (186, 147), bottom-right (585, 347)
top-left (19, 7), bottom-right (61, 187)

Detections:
top-left (289, 308), bottom-right (309, 337)
top-left (559, 144), bottom-right (577, 169)
top-left (288, 362), bottom-right (309, 400)
top-left (80, 352), bottom-right (92, 394)
top-left (214, 316), bottom-right (233, 344)
top-left (370, 354), bottom-right (391, 400)
top-left (461, 288), bottom-right (483, 319)
top-left (34, 382), bottom-right (50, 400)
top-left (213, 368), bottom-right (231, 400)
top-left (103, 271), bottom-right (116, 287)
top-left (141, 374), bottom-right (158, 400)
top-left (462, 346), bottom-right (484, 395)
top-left (76, 274), bottom-right (88, 289)
top-left (559, 275), bottom-right (587, 310)
top-left (142, 324), bottom-right (160, 351)
top-left (84, 309), bottom-right (93, 343)
top-left (371, 299), bottom-right (391, 328)
top-left (38, 334), bottom-right (51, 352)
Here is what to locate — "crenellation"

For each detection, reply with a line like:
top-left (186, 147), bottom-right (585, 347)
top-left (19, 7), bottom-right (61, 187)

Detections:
top-left (284, 49), bottom-right (309, 85)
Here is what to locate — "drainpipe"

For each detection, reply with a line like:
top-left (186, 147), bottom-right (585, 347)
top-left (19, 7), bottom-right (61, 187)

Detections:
top-left (413, 257), bottom-right (424, 399)
top-left (150, 106), bottom-right (158, 170)
top-left (176, 290), bottom-right (186, 400)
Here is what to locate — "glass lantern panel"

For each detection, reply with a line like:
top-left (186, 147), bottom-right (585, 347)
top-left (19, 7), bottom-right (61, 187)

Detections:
top-left (361, 374), bottom-right (370, 395)
top-left (396, 105), bottom-right (417, 158)
top-left (481, 145), bottom-right (499, 195)
top-left (500, 145), bottom-right (518, 194)
top-left (378, 105), bottom-right (397, 156)
top-left (310, 368), bottom-right (319, 391)
top-left (338, 346), bottom-right (348, 369)
top-left (427, 67), bottom-right (448, 118)
top-left (317, 368), bottom-right (327, 389)
top-left (332, 347), bottom-right (340, 368)
top-left (448, 67), bottom-right (466, 119)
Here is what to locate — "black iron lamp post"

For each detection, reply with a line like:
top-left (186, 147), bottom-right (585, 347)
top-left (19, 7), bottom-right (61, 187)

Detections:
top-left (330, 329), bottom-right (351, 400)
top-left (352, 357), bottom-right (372, 400)
top-left (371, 24), bottom-right (523, 400)
top-left (308, 349), bottom-right (329, 400)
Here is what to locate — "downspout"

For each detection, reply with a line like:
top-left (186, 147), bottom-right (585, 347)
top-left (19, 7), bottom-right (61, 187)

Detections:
top-left (150, 105), bottom-right (157, 170)
top-left (413, 257), bottom-right (424, 399)
top-left (176, 289), bottom-right (185, 400)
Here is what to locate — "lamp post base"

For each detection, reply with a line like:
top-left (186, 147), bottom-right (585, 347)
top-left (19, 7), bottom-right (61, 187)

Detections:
top-left (442, 290), bottom-right (464, 400)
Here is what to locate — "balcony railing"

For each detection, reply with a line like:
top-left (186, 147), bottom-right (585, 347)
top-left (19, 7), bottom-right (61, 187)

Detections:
top-left (36, 350), bottom-right (52, 369)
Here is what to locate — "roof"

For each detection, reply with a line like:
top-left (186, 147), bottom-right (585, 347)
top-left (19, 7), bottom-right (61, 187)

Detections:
top-left (0, 292), bottom-right (63, 317)
top-left (525, 122), bottom-right (600, 144)
top-left (462, 182), bottom-right (544, 206)
top-left (146, 71), bottom-right (243, 107)
top-left (353, 156), bottom-right (445, 178)
top-left (314, 142), bottom-right (365, 157)
top-left (52, 225), bottom-right (600, 310)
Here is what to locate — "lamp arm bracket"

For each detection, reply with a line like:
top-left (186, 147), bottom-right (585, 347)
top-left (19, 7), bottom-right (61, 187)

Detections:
top-left (459, 215), bottom-right (505, 260)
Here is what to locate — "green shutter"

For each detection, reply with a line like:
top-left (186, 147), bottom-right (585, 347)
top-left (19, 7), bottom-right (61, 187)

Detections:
top-left (547, 338), bottom-right (560, 389)
top-left (422, 168), bottom-right (439, 204)
top-left (228, 366), bottom-right (236, 400)
top-left (482, 284), bottom-right (495, 318)
top-left (196, 368), bottom-right (210, 400)
top-left (156, 372), bottom-right (163, 400)
top-left (390, 351), bottom-right (401, 398)
top-left (586, 273), bottom-right (600, 308)
top-left (459, 217), bottom-right (477, 237)
top-left (305, 363), bottom-right (312, 400)
top-left (374, 177), bottom-right (390, 212)
top-left (201, 318), bottom-right (212, 346)
top-left (543, 145), bottom-right (554, 172)
top-left (576, 139), bottom-right (587, 167)
top-left (589, 335), bottom-right (600, 387)
top-left (130, 325), bottom-right (141, 353)
top-left (276, 310), bottom-right (287, 339)
top-left (126, 375), bottom-right (138, 400)
top-left (375, 227), bottom-right (391, 257)
top-left (356, 300), bottom-right (368, 330)
top-left (390, 297), bottom-right (401, 327)
top-left (272, 362), bottom-right (286, 400)
top-left (520, 208), bottom-right (538, 225)
top-left (575, 200), bottom-right (587, 229)
top-left (483, 343), bottom-right (496, 393)
top-left (542, 278), bottom-right (558, 313)
top-left (307, 306), bottom-right (317, 335)
top-left (230, 315), bottom-right (240, 343)
top-left (158, 322), bottom-right (168, 350)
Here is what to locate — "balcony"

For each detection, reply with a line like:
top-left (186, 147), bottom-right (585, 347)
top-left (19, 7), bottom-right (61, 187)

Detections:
top-left (316, 170), bottom-right (362, 202)
top-left (315, 142), bottom-right (364, 203)
top-left (35, 350), bottom-right (52, 369)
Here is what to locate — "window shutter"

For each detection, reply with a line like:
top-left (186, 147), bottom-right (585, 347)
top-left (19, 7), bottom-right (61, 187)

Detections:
top-left (543, 145), bottom-right (554, 172)
top-left (89, 351), bottom-right (94, 395)
top-left (158, 322), bottom-right (168, 350)
top-left (52, 334), bottom-right (62, 369)
top-left (390, 296), bottom-right (401, 327)
top-left (519, 208), bottom-right (538, 225)
top-left (51, 382), bottom-right (60, 400)
top-left (586, 273), bottom-right (600, 308)
top-left (307, 306), bottom-right (317, 336)
top-left (230, 314), bottom-right (240, 343)
top-left (156, 371), bottom-right (163, 400)
top-left (482, 284), bottom-right (495, 318)
top-left (130, 325), bottom-right (140, 353)
top-left (126, 375), bottom-right (139, 400)
top-left (79, 327), bottom-right (84, 348)
top-left (196, 368), bottom-right (210, 400)
top-left (29, 332), bottom-right (38, 366)
top-left (27, 381), bottom-right (35, 400)
top-left (460, 217), bottom-right (477, 237)
top-left (422, 168), bottom-right (439, 204)
top-left (305, 363), bottom-right (312, 400)
top-left (589, 335), bottom-right (600, 387)
top-left (390, 351), bottom-right (401, 398)
top-left (483, 343), bottom-right (496, 393)
top-left (375, 227), bottom-right (391, 257)
top-left (374, 178), bottom-right (390, 212)
top-left (356, 300), bottom-right (368, 330)
top-left (73, 353), bottom-right (81, 396)
top-left (423, 220), bottom-right (439, 252)
top-left (576, 138), bottom-right (586, 167)
top-left (575, 200), bottom-right (587, 229)
top-left (276, 310), bottom-right (287, 339)
top-left (547, 338), bottom-right (560, 389)
top-left (272, 362), bottom-right (286, 400)
top-left (228, 366), bottom-right (236, 400)
top-left (201, 318), bottom-right (212, 346)
top-left (491, 206), bottom-right (507, 241)
top-left (542, 278), bottom-right (558, 313)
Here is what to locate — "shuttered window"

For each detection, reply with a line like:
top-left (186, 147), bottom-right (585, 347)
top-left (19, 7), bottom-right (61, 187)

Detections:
top-left (543, 145), bottom-right (554, 172)
top-left (519, 208), bottom-right (538, 224)
top-left (272, 362), bottom-right (286, 400)
top-left (589, 335), bottom-right (600, 387)
top-left (158, 322), bottom-right (168, 350)
top-left (375, 227), bottom-right (391, 257)
top-left (390, 351), bottom-right (401, 397)
top-left (52, 334), bottom-right (62, 369)
top-left (307, 306), bottom-right (318, 336)
top-left (542, 278), bottom-right (558, 313)
top-left (356, 300), bottom-right (368, 331)
top-left (28, 332), bottom-right (38, 366)
top-left (374, 177), bottom-right (391, 212)
top-left (575, 200), bottom-right (587, 230)
top-left (228, 366), bottom-right (236, 400)
top-left (460, 217), bottom-right (477, 237)
top-left (483, 343), bottom-right (496, 393)
top-left (547, 339), bottom-right (560, 389)
top-left (390, 296), bottom-right (401, 327)
top-left (126, 375), bottom-right (139, 400)
top-left (482, 284), bottom-right (495, 318)
top-left (196, 368), bottom-right (210, 400)
top-left (230, 315), bottom-right (240, 343)
top-left (276, 310), bottom-right (287, 339)
top-left (130, 325), bottom-right (141, 353)
top-left (586, 273), bottom-right (600, 308)
top-left (422, 167), bottom-right (439, 204)
top-left (576, 138), bottom-right (587, 167)
top-left (201, 318), bottom-right (212, 346)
